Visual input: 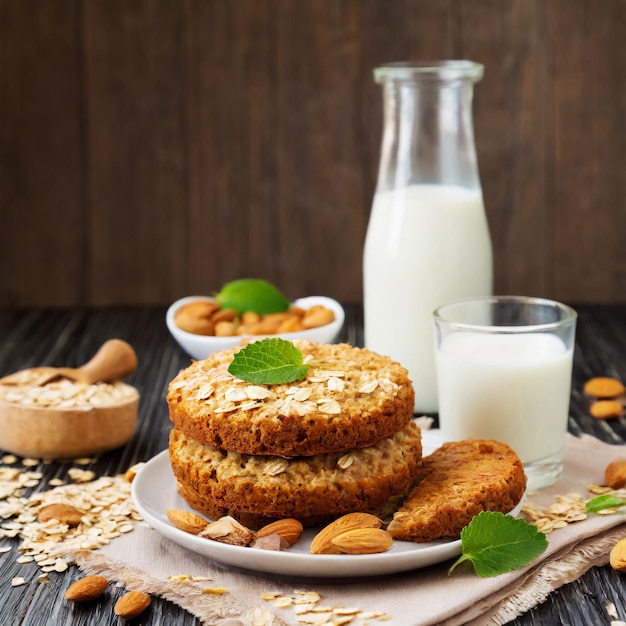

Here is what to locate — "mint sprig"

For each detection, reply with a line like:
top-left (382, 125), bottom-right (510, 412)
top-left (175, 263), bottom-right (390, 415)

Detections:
top-left (228, 338), bottom-right (308, 384)
top-left (449, 511), bottom-right (548, 578)
top-left (585, 494), bottom-right (626, 514)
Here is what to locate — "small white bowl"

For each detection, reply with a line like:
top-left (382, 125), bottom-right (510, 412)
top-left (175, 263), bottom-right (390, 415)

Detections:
top-left (166, 295), bottom-right (346, 360)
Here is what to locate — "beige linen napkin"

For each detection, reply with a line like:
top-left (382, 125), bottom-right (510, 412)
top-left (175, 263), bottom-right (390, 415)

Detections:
top-left (66, 433), bottom-right (626, 626)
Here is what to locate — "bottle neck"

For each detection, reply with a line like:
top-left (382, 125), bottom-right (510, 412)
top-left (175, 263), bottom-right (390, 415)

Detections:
top-left (375, 65), bottom-right (482, 193)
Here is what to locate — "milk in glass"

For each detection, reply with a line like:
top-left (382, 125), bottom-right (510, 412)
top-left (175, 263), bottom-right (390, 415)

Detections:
top-left (436, 332), bottom-right (573, 463)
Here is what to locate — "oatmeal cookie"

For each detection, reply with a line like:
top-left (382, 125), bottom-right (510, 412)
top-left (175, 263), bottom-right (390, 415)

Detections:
top-left (167, 340), bottom-right (414, 457)
top-left (169, 420), bottom-right (423, 529)
top-left (387, 439), bottom-right (526, 542)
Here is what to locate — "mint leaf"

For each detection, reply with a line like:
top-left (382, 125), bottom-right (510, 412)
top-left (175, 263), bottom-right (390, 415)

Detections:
top-left (228, 338), bottom-right (308, 384)
top-left (449, 511), bottom-right (548, 578)
top-left (586, 494), bottom-right (626, 514)
top-left (216, 279), bottom-right (290, 315)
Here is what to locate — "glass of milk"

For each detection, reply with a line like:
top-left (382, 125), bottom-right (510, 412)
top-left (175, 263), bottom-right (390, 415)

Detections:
top-left (434, 296), bottom-right (577, 490)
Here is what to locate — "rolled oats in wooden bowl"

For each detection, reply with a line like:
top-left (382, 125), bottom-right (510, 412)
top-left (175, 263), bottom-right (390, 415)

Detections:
top-left (0, 368), bottom-right (139, 459)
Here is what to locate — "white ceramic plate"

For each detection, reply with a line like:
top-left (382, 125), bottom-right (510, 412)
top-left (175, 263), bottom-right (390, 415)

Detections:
top-left (131, 431), bottom-right (525, 579)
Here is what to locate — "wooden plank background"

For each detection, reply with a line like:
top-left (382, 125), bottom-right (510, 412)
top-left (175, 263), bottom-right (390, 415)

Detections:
top-left (1, 0), bottom-right (625, 308)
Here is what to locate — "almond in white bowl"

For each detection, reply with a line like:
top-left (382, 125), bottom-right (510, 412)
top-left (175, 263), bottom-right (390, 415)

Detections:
top-left (166, 295), bottom-right (345, 360)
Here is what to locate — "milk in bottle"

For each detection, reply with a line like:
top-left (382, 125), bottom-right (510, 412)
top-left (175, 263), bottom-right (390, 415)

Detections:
top-left (363, 61), bottom-right (492, 412)
top-left (364, 184), bottom-right (492, 412)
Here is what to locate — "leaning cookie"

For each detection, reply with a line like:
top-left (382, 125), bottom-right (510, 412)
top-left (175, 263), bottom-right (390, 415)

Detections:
top-left (167, 339), bottom-right (415, 457)
top-left (387, 439), bottom-right (527, 542)
top-left (169, 420), bottom-right (423, 529)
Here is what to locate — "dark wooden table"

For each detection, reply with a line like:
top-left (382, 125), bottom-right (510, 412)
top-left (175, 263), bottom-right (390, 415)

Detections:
top-left (1, 304), bottom-right (624, 626)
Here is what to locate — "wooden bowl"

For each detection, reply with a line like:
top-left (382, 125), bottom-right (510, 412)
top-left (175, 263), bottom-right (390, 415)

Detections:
top-left (0, 371), bottom-right (139, 459)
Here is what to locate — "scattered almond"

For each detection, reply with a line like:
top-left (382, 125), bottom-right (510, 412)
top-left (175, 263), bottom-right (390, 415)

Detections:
top-left (64, 575), bottom-right (109, 602)
top-left (609, 538), bottom-right (626, 572)
top-left (330, 527), bottom-right (393, 554)
top-left (590, 400), bottom-right (625, 419)
top-left (114, 590), bottom-right (151, 619)
top-left (255, 518), bottom-right (303, 547)
top-left (166, 509), bottom-right (208, 535)
top-left (584, 377), bottom-right (625, 399)
top-left (38, 503), bottom-right (83, 527)
top-left (310, 512), bottom-right (383, 554)
top-left (605, 460), bottom-right (626, 489)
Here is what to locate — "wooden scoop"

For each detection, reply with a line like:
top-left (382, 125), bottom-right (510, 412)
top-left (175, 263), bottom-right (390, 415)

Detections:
top-left (0, 339), bottom-right (138, 387)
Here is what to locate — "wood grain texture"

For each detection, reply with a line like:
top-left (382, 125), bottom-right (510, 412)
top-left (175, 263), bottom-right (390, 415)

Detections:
top-left (0, 0), bottom-right (85, 305)
top-left (0, 0), bottom-right (625, 307)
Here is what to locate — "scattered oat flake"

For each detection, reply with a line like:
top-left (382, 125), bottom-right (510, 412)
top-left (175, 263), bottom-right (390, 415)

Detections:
top-left (295, 591), bottom-right (321, 602)
top-left (271, 596), bottom-right (294, 608)
top-left (2, 455), bottom-right (17, 465)
top-left (0, 465), bottom-right (141, 575)
top-left (203, 587), bottom-right (227, 594)
top-left (589, 484), bottom-right (613, 495)
top-left (16, 555), bottom-right (34, 563)
top-left (22, 459), bottom-right (40, 467)
top-left (260, 592), bottom-right (282, 600)
top-left (54, 558), bottom-right (69, 572)
top-left (296, 614), bottom-right (331, 625)
top-left (333, 607), bottom-right (360, 615)
top-left (68, 468), bottom-right (96, 483)
top-left (11, 577), bottom-right (26, 587)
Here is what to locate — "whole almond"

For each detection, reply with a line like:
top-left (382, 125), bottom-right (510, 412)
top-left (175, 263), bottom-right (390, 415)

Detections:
top-left (64, 575), bottom-right (109, 602)
top-left (39, 503), bottom-right (83, 527)
top-left (256, 518), bottom-right (303, 547)
top-left (605, 460), bottom-right (626, 489)
top-left (310, 512), bottom-right (383, 554)
top-left (330, 527), bottom-right (393, 555)
top-left (609, 538), bottom-right (626, 572)
top-left (114, 590), bottom-right (151, 619)
top-left (166, 509), bottom-right (208, 535)
top-left (584, 377), bottom-right (625, 399)
top-left (590, 400), bottom-right (625, 419)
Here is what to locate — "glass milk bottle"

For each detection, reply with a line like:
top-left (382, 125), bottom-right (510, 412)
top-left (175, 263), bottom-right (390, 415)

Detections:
top-left (363, 61), bottom-right (493, 413)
